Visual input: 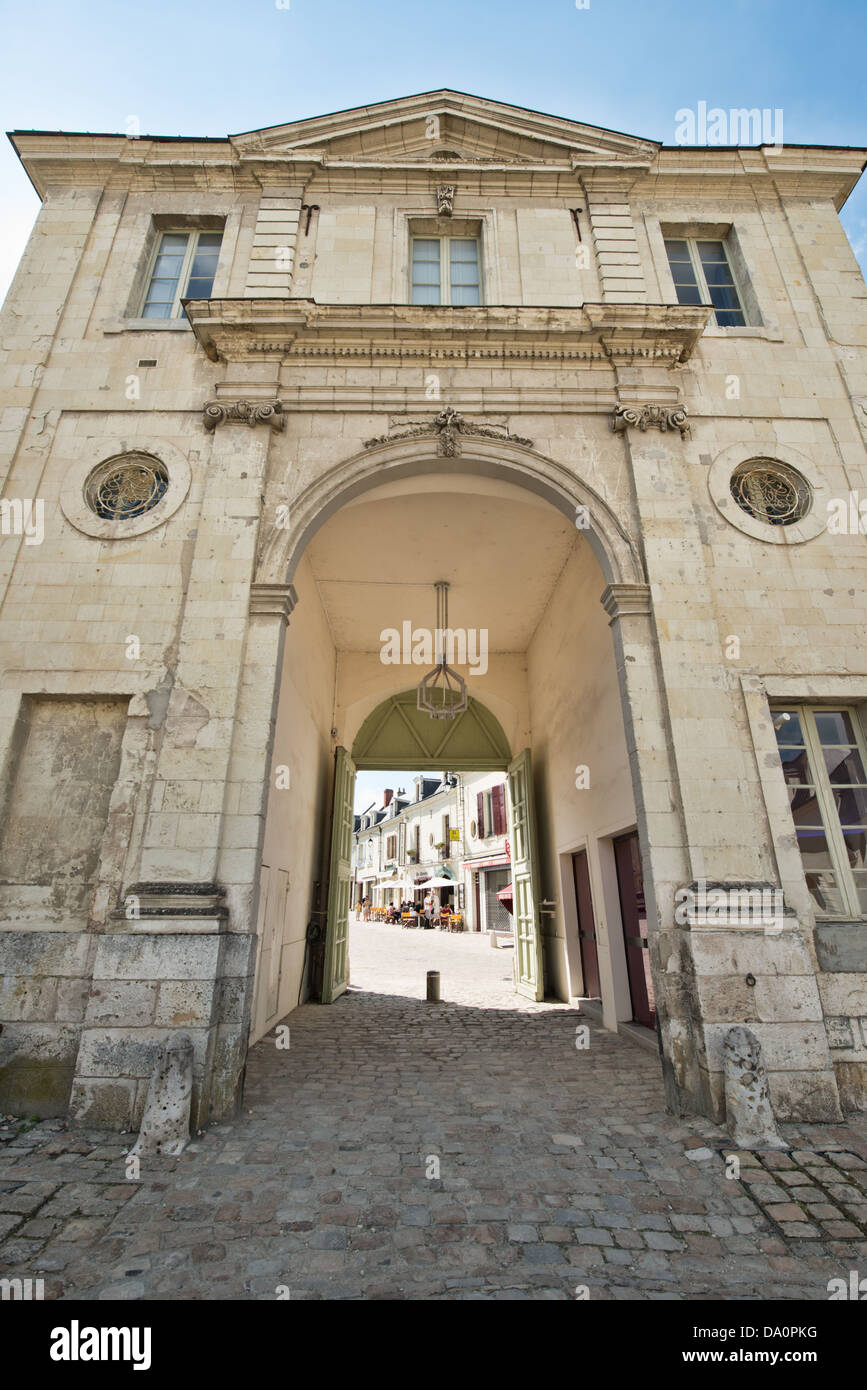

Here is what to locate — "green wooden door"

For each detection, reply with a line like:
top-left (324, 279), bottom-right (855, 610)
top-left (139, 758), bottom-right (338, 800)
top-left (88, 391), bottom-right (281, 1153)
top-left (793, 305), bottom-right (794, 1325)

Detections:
top-left (321, 745), bottom-right (356, 1004)
top-left (507, 748), bottom-right (544, 1000)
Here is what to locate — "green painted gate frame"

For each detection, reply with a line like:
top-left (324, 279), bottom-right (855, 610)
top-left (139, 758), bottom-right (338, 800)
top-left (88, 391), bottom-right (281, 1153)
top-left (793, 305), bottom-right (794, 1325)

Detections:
top-left (320, 692), bottom-right (544, 1003)
top-left (352, 689), bottom-right (512, 771)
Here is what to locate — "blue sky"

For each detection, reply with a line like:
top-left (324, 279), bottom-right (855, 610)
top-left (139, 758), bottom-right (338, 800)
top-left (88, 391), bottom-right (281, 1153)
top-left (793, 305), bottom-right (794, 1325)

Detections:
top-left (1, 0), bottom-right (865, 297)
top-left (353, 771), bottom-right (417, 815)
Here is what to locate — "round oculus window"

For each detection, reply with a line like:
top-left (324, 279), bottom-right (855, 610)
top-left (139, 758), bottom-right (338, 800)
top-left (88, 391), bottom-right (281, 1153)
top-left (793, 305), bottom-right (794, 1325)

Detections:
top-left (729, 459), bottom-right (812, 527)
top-left (85, 453), bottom-right (169, 521)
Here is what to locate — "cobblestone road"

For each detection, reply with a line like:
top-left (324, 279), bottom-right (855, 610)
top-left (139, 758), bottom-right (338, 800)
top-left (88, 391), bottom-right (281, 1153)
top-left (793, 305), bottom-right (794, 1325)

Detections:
top-left (1, 921), bottom-right (866, 1300)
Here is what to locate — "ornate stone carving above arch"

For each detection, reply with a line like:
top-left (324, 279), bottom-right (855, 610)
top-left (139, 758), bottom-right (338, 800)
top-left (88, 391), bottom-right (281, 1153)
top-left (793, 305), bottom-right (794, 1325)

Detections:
top-left (254, 435), bottom-right (644, 591)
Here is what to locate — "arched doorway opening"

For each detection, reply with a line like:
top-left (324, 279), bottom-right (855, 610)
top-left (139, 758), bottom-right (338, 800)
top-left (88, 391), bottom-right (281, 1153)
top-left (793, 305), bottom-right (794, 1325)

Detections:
top-left (320, 692), bottom-right (541, 1004)
top-left (244, 446), bottom-right (661, 1080)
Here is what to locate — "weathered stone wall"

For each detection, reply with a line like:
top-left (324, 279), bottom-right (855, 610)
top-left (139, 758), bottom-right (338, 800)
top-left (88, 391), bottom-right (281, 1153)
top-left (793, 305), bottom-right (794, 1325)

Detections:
top-left (250, 553), bottom-right (336, 1040)
top-left (0, 697), bottom-right (127, 1114)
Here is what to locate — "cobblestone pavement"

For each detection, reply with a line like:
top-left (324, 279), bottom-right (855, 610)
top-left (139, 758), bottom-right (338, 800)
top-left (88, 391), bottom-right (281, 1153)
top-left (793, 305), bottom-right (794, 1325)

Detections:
top-left (1, 920), bottom-right (866, 1301)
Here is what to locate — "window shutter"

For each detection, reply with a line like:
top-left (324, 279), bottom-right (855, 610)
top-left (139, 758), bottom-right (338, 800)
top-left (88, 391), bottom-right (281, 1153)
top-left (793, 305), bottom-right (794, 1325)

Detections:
top-left (492, 783), bottom-right (506, 835)
top-left (477, 791), bottom-right (485, 838)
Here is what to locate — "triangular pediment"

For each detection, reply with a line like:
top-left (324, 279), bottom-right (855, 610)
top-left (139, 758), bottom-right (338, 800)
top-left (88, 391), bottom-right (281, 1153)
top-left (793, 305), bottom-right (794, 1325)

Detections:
top-left (231, 89), bottom-right (658, 168)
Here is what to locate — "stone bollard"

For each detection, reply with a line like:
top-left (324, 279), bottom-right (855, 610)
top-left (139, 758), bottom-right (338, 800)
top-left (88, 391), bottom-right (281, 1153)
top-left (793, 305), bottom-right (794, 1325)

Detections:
top-left (130, 1033), bottom-right (194, 1158)
top-left (426, 970), bottom-right (441, 1002)
top-left (723, 1025), bottom-right (788, 1149)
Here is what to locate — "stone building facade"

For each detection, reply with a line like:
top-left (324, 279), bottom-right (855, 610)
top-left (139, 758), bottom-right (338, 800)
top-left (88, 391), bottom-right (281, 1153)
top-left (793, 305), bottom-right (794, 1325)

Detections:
top-left (0, 91), bottom-right (865, 1132)
top-left (352, 771), bottom-right (511, 929)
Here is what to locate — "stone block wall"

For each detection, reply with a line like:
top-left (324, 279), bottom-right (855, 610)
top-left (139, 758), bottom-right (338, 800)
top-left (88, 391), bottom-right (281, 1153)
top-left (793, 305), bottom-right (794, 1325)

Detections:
top-left (0, 931), bottom-right (95, 1115)
top-left (70, 923), bottom-right (255, 1131)
top-left (814, 926), bottom-right (867, 1111)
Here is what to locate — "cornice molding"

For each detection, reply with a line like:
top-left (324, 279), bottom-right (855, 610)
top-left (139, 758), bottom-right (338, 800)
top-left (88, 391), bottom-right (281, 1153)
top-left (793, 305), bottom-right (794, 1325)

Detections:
top-left (11, 125), bottom-right (864, 208)
top-left (600, 583), bottom-right (654, 623)
top-left (249, 582), bottom-right (298, 622)
top-left (112, 881), bottom-right (229, 926)
top-left (185, 299), bottom-right (711, 367)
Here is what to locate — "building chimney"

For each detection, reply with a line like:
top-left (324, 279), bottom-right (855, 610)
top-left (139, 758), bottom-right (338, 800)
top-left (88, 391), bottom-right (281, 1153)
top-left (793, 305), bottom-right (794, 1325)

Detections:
top-left (382, 789), bottom-right (394, 807)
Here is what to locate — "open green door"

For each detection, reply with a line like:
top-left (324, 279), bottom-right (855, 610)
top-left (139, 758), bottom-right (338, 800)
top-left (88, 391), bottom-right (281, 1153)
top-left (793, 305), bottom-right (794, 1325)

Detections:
top-left (507, 748), bottom-right (544, 1000)
top-left (321, 745), bottom-right (356, 1004)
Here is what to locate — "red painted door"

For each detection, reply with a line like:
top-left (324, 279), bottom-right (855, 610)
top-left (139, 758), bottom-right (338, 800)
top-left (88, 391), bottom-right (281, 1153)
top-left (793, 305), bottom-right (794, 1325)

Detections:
top-left (571, 850), bottom-right (600, 998)
top-left (613, 832), bottom-right (656, 1029)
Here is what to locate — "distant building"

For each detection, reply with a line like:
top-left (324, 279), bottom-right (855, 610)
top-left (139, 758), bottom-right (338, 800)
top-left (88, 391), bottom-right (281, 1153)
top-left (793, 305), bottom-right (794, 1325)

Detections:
top-left (352, 772), bottom-right (511, 932)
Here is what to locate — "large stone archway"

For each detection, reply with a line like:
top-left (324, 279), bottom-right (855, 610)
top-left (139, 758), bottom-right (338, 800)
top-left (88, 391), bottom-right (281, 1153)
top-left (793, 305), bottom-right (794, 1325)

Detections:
top-left (255, 434), bottom-right (644, 593)
top-left (233, 439), bottom-right (713, 1120)
top-left (59, 425), bottom-right (716, 1133)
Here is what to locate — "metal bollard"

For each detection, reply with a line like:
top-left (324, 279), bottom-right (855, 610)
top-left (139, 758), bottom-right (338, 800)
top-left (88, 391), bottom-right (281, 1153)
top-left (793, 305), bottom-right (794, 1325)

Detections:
top-left (426, 970), bottom-right (441, 1002)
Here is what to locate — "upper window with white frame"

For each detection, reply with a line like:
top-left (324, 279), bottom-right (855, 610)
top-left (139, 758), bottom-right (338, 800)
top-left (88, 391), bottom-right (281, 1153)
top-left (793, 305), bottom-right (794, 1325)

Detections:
top-left (664, 236), bottom-right (746, 327)
top-left (141, 230), bottom-right (223, 318)
top-left (411, 236), bottom-right (482, 306)
top-left (773, 706), bottom-right (867, 919)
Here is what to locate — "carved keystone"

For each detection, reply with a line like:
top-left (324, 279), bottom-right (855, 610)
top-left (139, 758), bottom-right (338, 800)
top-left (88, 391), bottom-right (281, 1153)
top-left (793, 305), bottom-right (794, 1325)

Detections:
top-left (130, 1033), bottom-right (194, 1157)
top-left (723, 1025), bottom-right (788, 1150)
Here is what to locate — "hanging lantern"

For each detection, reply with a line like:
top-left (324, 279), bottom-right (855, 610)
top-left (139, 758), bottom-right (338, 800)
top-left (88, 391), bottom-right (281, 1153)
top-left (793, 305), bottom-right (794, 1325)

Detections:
top-left (416, 581), bottom-right (468, 721)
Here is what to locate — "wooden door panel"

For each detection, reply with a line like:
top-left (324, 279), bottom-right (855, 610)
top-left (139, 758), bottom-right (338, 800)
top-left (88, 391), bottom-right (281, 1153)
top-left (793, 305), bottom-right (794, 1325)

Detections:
top-left (507, 748), bottom-right (543, 1000)
top-left (571, 850), bottom-right (600, 999)
top-left (613, 832), bottom-right (655, 1029)
top-left (322, 746), bottom-right (356, 1004)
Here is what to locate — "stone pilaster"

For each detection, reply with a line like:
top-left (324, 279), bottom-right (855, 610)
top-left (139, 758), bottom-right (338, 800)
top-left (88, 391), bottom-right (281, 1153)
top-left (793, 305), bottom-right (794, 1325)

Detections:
top-left (601, 580), bottom-right (709, 1117)
top-left (138, 421), bottom-right (272, 887)
top-left (218, 582), bottom-right (296, 937)
top-left (609, 422), bottom-right (841, 1122)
